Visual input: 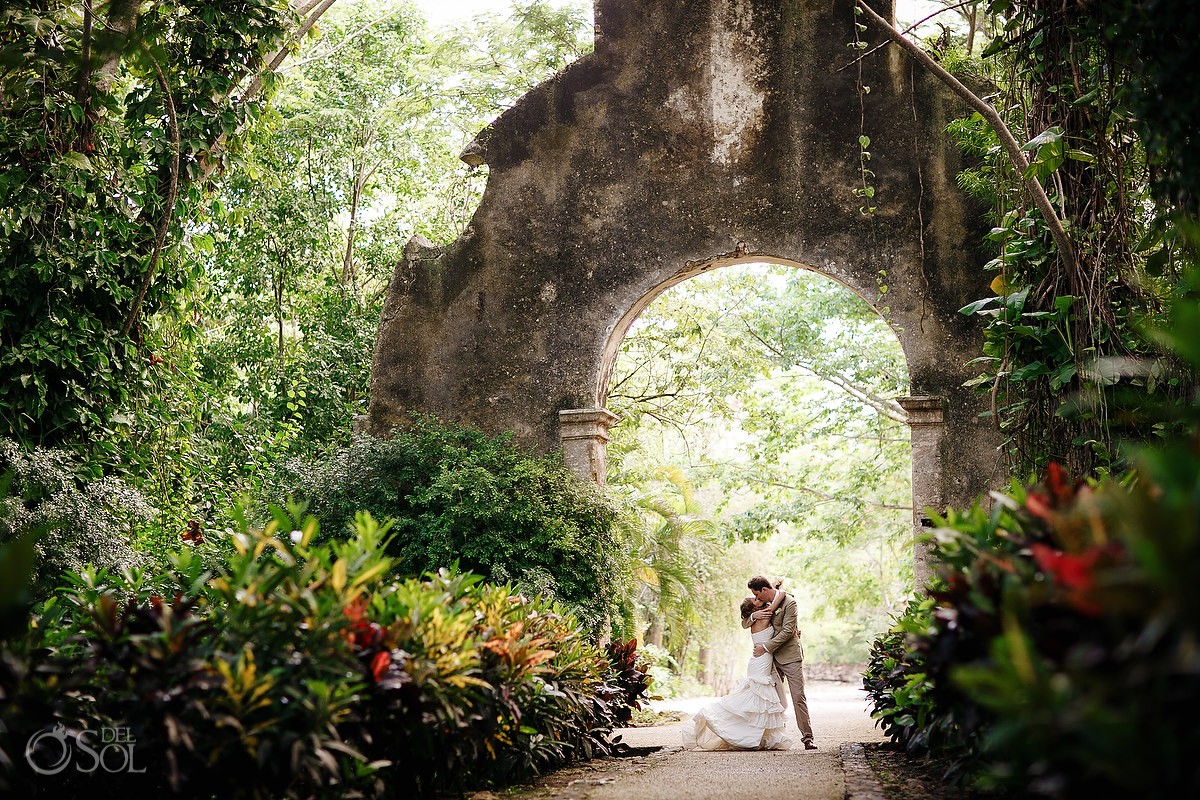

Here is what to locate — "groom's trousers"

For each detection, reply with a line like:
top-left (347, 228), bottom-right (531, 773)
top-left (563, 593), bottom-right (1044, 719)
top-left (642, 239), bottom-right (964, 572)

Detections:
top-left (775, 660), bottom-right (814, 744)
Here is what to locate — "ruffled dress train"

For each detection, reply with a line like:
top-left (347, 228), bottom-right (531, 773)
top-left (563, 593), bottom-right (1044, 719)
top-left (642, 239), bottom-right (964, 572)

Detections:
top-left (682, 628), bottom-right (792, 750)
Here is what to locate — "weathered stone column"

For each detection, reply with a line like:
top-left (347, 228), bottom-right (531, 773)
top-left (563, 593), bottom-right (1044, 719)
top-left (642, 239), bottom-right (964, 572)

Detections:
top-left (896, 396), bottom-right (946, 591)
top-left (558, 408), bottom-right (621, 485)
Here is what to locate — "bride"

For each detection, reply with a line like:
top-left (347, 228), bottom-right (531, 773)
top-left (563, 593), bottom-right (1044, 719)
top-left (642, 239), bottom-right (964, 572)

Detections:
top-left (682, 591), bottom-right (792, 750)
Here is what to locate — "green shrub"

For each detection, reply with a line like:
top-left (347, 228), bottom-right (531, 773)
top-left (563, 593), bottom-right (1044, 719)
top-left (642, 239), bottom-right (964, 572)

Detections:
top-left (865, 453), bottom-right (1200, 797)
top-left (0, 507), bottom-right (640, 798)
top-left (865, 263), bottom-right (1200, 796)
top-left (861, 596), bottom-right (953, 757)
top-left (0, 439), bottom-right (151, 597)
top-left (282, 418), bottom-right (624, 629)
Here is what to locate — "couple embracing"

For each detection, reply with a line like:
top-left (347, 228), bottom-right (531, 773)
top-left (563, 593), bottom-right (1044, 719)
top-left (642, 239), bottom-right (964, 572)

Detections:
top-left (682, 575), bottom-right (816, 751)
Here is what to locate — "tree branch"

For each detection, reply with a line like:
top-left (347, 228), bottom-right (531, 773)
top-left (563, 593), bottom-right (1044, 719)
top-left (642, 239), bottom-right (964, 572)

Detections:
top-left (198, 0), bottom-right (338, 184)
top-left (241, 0), bottom-right (340, 107)
top-left (837, 0), bottom-right (979, 73)
top-left (732, 468), bottom-right (913, 512)
top-left (283, 3), bottom-right (408, 72)
top-left (739, 322), bottom-right (908, 423)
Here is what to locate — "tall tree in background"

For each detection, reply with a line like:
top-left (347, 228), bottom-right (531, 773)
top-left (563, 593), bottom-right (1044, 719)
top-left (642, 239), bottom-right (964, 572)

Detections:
top-left (0, 0), bottom-right (337, 448)
top-left (159, 0), bottom-right (593, 514)
top-left (0, 0), bottom-right (594, 528)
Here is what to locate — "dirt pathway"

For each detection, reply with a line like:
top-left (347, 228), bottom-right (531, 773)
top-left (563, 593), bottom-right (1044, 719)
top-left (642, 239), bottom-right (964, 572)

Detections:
top-left (493, 681), bottom-right (886, 800)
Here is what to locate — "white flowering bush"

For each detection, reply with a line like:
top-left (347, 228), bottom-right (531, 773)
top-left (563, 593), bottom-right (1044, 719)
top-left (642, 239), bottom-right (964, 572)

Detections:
top-left (0, 439), bottom-right (151, 595)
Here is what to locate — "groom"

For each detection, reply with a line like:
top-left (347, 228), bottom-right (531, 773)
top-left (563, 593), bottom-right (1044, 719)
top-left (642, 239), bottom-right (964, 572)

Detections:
top-left (747, 575), bottom-right (816, 750)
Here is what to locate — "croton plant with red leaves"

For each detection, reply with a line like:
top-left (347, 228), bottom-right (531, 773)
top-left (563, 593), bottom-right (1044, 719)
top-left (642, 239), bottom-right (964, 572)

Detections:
top-left (867, 435), bottom-right (1200, 797)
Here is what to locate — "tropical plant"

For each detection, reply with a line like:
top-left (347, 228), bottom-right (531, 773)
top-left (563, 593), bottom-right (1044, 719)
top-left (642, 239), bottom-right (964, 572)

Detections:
top-left (865, 263), bottom-right (1200, 794)
top-left (867, 0), bottom-right (1197, 478)
top-left (283, 418), bottom-right (624, 629)
top-left (603, 637), bottom-right (653, 725)
top-left (610, 465), bottom-right (720, 657)
top-left (1, 505), bottom-right (645, 797)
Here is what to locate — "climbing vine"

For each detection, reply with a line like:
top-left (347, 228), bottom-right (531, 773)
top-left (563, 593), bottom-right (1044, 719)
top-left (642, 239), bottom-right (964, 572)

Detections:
top-left (950, 0), bottom-right (1183, 476)
top-left (849, 4), bottom-right (877, 215)
top-left (856, 0), bottom-right (1194, 478)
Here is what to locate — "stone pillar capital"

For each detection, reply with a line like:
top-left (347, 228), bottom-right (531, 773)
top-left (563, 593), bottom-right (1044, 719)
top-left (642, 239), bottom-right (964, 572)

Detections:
top-left (896, 395), bottom-right (946, 426)
top-left (558, 408), bottom-right (621, 439)
top-left (558, 408), bottom-right (621, 484)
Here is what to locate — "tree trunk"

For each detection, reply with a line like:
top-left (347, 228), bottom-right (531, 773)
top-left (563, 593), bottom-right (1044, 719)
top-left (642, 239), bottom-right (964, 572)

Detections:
top-left (966, 5), bottom-right (978, 54)
top-left (645, 616), bottom-right (663, 648)
top-left (342, 129), bottom-right (378, 286)
top-left (94, 0), bottom-right (140, 88)
top-left (697, 644), bottom-right (712, 686)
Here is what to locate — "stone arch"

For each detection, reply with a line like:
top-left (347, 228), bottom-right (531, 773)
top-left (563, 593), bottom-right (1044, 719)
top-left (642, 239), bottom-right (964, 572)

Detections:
top-left (596, 254), bottom-right (895, 410)
top-left (367, 0), bottom-right (1006, 581)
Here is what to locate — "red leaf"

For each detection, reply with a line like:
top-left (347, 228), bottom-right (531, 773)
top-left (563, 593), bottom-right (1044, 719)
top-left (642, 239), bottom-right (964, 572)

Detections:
top-left (369, 651), bottom-right (390, 682)
top-left (1043, 461), bottom-right (1076, 505)
top-left (1030, 543), bottom-right (1105, 615)
top-left (343, 597), bottom-right (368, 623)
top-left (1025, 491), bottom-right (1056, 522)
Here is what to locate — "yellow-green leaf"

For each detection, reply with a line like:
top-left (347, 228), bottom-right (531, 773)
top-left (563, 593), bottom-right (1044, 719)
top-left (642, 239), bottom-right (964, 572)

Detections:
top-left (331, 558), bottom-right (348, 595)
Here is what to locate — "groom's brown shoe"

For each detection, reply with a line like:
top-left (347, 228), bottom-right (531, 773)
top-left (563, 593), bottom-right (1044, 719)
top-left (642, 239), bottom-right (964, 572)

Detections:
top-left (804, 741), bottom-right (817, 750)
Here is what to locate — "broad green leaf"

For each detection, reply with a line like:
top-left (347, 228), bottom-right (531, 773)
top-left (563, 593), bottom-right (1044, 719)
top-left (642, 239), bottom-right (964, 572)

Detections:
top-left (959, 297), bottom-right (999, 316)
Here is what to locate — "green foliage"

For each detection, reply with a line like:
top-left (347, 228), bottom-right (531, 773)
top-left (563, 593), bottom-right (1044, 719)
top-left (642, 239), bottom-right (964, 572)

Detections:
top-left (861, 596), bottom-right (950, 756)
top-left (865, 256), bottom-right (1200, 794)
top-left (0, 0), bottom-right (598, 554)
top-left (284, 418), bottom-right (623, 630)
top-left (0, 439), bottom-right (151, 596)
top-left (423, 0), bottom-right (593, 125)
top-left (0, 507), bottom-right (643, 797)
top-left (0, 0), bottom-right (297, 447)
top-left (1092, 0), bottom-right (1200, 214)
top-left (94, 0), bottom-right (596, 537)
top-left (865, 276), bottom-right (1200, 794)
top-left (609, 265), bottom-right (914, 667)
top-left (945, 1), bottom-right (1197, 477)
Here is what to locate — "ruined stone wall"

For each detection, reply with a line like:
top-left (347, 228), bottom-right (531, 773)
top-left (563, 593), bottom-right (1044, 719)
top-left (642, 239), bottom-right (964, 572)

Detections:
top-left (368, 0), bottom-right (1005, 529)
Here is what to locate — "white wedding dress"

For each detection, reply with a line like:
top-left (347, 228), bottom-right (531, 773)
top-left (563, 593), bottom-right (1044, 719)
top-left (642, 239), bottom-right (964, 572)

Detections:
top-left (682, 627), bottom-right (792, 750)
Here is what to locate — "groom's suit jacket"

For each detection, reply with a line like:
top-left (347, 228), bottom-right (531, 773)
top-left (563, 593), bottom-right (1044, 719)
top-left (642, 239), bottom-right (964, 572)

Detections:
top-left (764, 593), bottom-right (805, 665)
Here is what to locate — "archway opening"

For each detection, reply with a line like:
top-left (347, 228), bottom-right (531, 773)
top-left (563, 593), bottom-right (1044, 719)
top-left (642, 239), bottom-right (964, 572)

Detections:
top-left (600, 261), bottom-right (914, 695)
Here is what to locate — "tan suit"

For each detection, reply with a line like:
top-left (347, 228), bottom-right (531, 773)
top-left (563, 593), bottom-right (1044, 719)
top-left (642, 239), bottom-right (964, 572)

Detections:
top-left (747, 591), bottom-right (813, 744)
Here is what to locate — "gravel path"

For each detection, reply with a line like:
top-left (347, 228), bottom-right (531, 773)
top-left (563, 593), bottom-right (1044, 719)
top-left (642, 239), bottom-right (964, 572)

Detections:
top-left (491, 681), bottom-right (888, 800)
